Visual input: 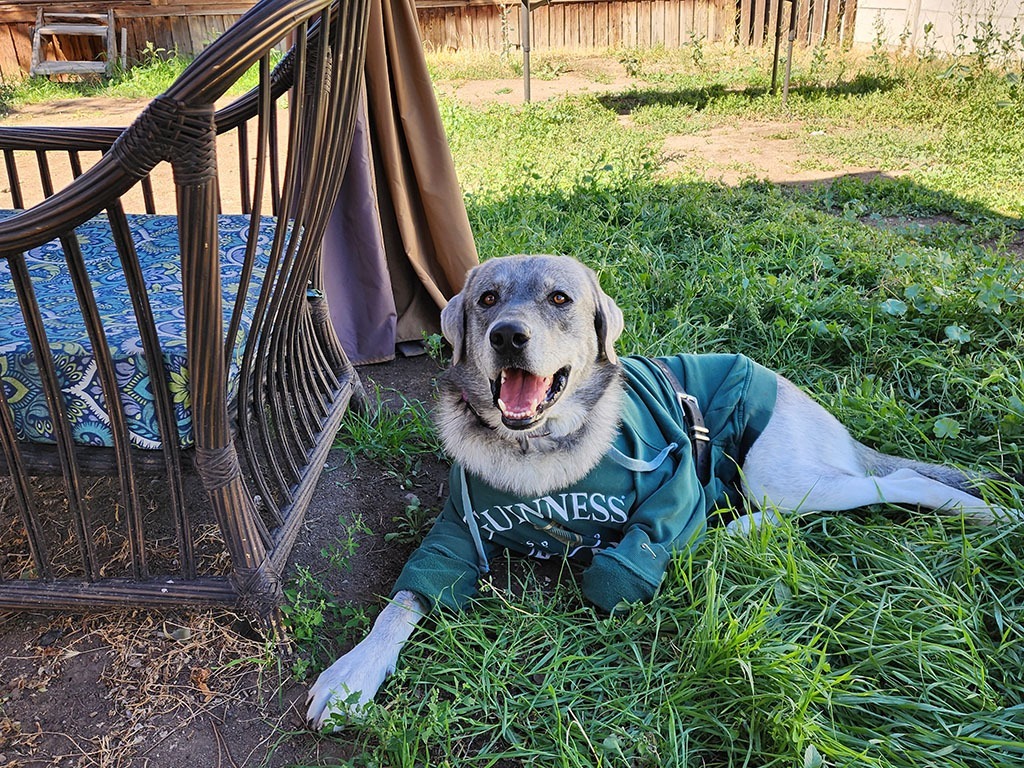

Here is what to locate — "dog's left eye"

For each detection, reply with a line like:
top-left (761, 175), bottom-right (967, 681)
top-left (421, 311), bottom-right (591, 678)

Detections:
top-left (549, 291), bottom-right (571, 306)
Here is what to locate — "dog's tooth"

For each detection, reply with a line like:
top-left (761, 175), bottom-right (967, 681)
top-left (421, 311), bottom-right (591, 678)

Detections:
top-left (497, 397), bottom-right (507, 413)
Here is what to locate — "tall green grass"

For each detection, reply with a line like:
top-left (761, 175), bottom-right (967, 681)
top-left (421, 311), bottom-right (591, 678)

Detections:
top-left (304, 47), bottom-right (1024, 768)
top-left (360, 513), bottom-right (1024, 767)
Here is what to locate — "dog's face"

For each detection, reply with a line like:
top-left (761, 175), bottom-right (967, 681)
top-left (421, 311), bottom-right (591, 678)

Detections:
top-left (441, 255), bottom-right (624, 435)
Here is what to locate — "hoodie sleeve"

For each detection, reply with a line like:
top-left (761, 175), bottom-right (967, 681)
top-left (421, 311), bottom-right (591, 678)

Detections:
top-left (580, 356), bottom-right (709, 614)
top-left (580, 457), bottom-right (706, 613)
top-left (391, 466), bottom-right (496, 613)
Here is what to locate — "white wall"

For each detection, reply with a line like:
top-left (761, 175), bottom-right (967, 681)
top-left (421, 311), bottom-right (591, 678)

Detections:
top-left (853, 0), bottom-right (1023, 55)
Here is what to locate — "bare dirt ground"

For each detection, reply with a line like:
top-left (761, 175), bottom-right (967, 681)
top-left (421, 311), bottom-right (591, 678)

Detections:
top-left (0, 65), bottom-right (1000, 768)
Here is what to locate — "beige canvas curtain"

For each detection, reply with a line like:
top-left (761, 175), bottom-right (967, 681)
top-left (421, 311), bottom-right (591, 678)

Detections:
top-left (323, 0), bottom-right (478, 364)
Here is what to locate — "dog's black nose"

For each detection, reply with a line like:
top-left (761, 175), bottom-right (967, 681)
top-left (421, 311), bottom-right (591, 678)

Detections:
top-left (489, 321), bottom-right (531, 351)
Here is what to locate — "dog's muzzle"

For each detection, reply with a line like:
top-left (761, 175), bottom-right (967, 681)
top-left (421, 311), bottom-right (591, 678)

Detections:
top-left (491, 366), bottom-right (570, 430)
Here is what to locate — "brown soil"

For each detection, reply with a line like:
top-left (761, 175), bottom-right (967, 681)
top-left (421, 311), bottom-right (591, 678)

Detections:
top-left (660, 120), bottom-right (884, 186)
top-left (0, 65), bottom-right (978, 768)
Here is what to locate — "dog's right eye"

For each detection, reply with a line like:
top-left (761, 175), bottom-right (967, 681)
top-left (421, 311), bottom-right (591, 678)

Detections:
top-left (479, 291), bottom-right (499, 307)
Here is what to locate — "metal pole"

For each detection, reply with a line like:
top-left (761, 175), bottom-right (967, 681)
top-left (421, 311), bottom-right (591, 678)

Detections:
top-left (782, 0), bottom-right (798, 106)
top-left (771, 0), bottom-right (786, 94)
top-left (521, 0), bottom-right (531, 103)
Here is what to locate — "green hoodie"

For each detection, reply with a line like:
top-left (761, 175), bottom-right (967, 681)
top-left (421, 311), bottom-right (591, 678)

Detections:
top-left (392, 353), bottom-right (777, 613)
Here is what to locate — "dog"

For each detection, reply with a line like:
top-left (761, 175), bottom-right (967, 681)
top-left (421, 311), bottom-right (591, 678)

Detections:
top-left (306, 254), bottom-right (1012, 731)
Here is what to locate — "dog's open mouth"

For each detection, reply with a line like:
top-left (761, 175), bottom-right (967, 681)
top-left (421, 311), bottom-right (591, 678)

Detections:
top-left (491, 366), bottom-right (570, 429)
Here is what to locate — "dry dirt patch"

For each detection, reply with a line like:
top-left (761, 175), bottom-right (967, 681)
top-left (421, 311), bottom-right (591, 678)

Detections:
top-left (660, 120), bottom-right (883, 185)
top-left (439, 71), bottom-right (635, 106)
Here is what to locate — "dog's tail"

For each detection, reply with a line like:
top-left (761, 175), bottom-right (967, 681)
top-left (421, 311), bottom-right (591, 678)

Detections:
top-left (853, 443), bottom-right (1019, 498)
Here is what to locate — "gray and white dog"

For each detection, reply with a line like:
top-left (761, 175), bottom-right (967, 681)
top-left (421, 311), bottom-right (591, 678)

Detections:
top-left (306, 254), bottom-right (1011, 731)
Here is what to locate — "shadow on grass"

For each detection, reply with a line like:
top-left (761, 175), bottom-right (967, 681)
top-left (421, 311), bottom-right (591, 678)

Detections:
top-left (597, 72), bottom-right (902, 115)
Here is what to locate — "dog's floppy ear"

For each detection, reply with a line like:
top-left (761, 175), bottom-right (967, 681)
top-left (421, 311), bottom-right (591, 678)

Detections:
top-left (440, 289), bottom-right (467, 365)
top-left (592, 276), bottom-right (624, 364)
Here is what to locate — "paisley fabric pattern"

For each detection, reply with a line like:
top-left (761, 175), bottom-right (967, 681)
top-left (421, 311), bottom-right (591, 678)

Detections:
top-left (0, 212), bottom-right (275, 449)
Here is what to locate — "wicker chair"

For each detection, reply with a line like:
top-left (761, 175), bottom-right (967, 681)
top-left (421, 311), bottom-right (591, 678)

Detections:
top-left (0, 0), bottom-right (369, 620)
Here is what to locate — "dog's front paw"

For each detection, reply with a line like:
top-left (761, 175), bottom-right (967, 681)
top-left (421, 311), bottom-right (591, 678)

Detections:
top-left (305, 643), bottom-right (391, 731)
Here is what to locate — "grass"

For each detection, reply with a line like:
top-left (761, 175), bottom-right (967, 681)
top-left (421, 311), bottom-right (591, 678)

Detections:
top-left (15, 31), bottom-right (1021, 768)
top-left (366, 514), bottom-right (1024, 767)
top-left (299, 41), bottom-right (1024, 768)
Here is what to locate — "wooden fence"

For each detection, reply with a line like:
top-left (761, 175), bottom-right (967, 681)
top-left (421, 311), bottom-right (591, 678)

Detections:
top-left (0, 0), bottom-right (249, 79)
top-left (0, 0), bottom-right (858, 78)
top-left (416, 0), bottom-right (858, 52)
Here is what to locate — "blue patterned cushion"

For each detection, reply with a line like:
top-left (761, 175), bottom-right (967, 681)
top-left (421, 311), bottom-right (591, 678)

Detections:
top-left (0, 211), bottom-right (274, 449)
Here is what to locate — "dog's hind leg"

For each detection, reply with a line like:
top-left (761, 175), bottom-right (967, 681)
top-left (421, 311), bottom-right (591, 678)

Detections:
top-left (736, 376), bottom-right (1014, 532)
top-left (746, 469), bottom-right (1005, 521)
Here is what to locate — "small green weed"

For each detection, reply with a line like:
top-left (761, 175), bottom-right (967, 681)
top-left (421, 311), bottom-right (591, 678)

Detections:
top-left (281, 565), bottom-right (332, 647)
top-left (320, 512), bottom-right (372, 572)
top-left (619, 50), bottom-right (642, 78)
top-left (0, 79), bottom-right (16, 116)
top-left (421, 331), bottom-right (448, 365)
top-left (282, 565), bottom-right (370, 680)
top-left (333, 385), bottom-right (442, 478)
top-left (385, 494), bottom-right (435, 547)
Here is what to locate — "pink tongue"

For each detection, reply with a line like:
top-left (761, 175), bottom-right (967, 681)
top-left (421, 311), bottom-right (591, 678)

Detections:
top-left (500, 369), bottom-right (549, 416)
